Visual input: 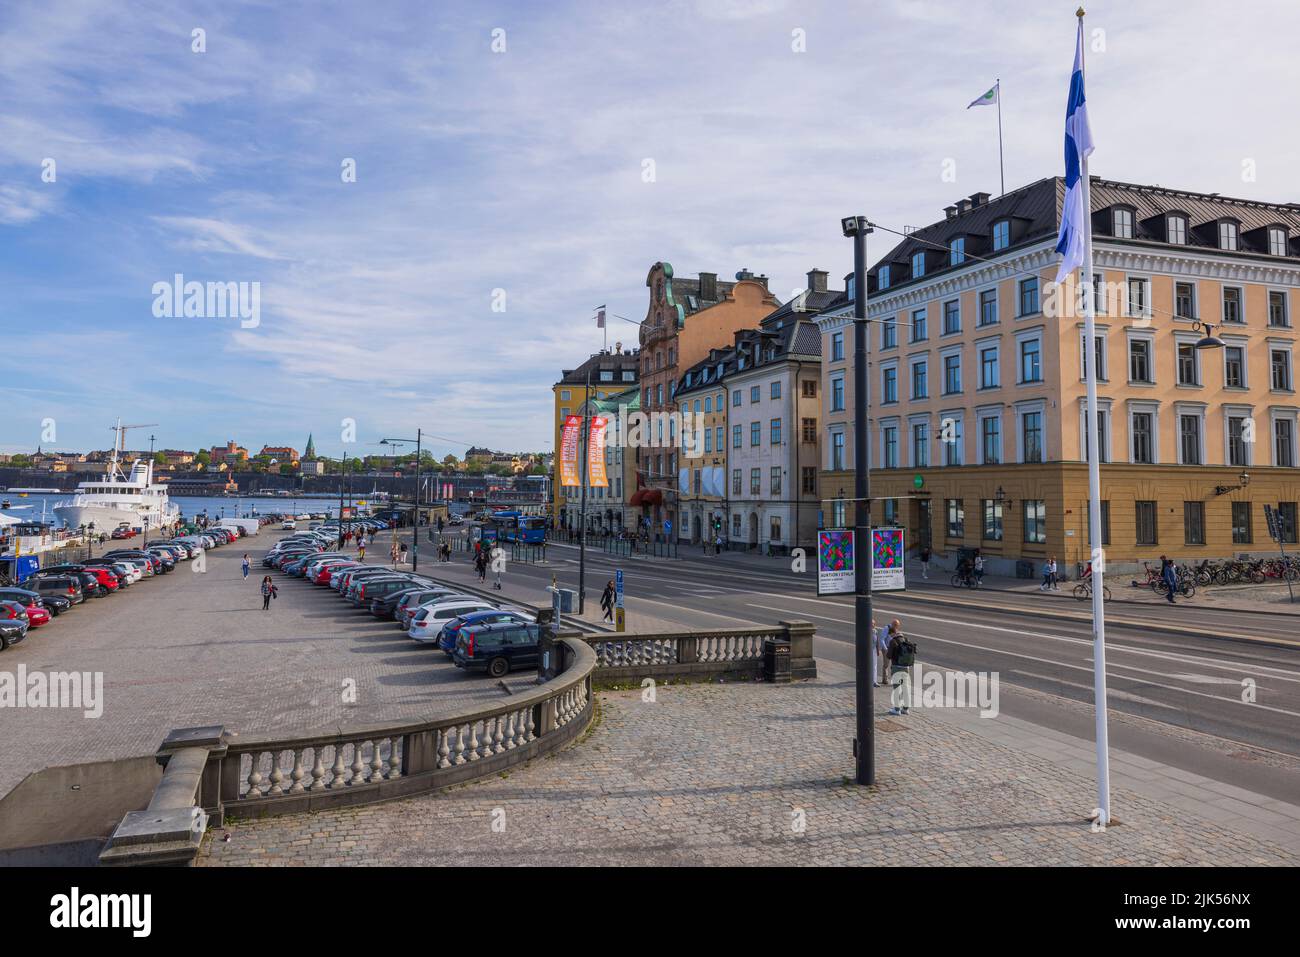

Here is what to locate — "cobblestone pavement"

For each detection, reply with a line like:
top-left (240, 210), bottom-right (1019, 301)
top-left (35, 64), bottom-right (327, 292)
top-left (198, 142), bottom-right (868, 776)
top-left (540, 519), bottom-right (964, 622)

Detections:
top-left (200, 665), bottom-right (1298, 866)
top-left (0, 535), bottom-right (533, 798)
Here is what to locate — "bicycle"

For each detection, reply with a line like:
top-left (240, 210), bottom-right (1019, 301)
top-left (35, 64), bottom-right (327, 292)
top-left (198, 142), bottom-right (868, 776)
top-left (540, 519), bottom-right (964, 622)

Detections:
top-left (1072, 578), bottom-right (1112, 602)
top-left (950, 572), bottom-right (976, 589)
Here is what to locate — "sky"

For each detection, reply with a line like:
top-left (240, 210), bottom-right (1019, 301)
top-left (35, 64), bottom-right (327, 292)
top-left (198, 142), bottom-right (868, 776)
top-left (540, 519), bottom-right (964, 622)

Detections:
top-left (2, 0), bottom-right (1297, 462)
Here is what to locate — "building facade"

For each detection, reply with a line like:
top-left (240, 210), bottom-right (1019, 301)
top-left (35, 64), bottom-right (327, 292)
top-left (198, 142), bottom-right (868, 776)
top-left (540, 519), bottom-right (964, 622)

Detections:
top-left (551, 348), bottom-right (640, 527)
top-left (635, 262), bottom-right (780, 540)
top-left (674, 348), bottom-right (734, 546)
top-left (818, 177), bottom-right (1300, 573)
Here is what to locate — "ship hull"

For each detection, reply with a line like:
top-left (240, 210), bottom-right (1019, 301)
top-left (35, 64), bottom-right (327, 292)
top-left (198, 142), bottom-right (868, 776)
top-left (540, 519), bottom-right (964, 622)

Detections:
top-left (53, 503), bottom-right (178, 531)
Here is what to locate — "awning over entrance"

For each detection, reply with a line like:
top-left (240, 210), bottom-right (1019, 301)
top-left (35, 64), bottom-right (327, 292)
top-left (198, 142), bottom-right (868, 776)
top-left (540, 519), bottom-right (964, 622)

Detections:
top-left (629, 488), bottom-right (663, 507)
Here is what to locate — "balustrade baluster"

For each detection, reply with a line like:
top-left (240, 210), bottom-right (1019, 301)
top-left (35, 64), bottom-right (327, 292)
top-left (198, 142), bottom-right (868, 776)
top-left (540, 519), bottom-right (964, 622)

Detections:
top-left (330, 745), bottom-right (347, 788)
top-left (437, 729), bottom-right (451, 768)
top-left (245, 754), bottom-right (263, 798)
top-left (388, 738), bottom-right (402, 778)
top-left (370, 740), bottom-right (385, 781)
top-left (289, 750), bottom-right (307, 793)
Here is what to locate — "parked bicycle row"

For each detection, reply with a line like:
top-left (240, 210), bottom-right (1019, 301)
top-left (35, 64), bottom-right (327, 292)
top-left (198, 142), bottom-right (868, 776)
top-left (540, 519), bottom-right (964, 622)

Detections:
top-left (265, 528), bottom-right (543, 679)
top-left (0, 526), bottom-right (246, 652)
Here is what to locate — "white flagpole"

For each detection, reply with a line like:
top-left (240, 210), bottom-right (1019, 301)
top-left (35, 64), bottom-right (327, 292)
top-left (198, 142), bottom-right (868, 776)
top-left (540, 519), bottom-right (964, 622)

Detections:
top-left (996, 78), bottom-right (1005, 196)
top-left (1077, 8), bottom-right (1111, 826)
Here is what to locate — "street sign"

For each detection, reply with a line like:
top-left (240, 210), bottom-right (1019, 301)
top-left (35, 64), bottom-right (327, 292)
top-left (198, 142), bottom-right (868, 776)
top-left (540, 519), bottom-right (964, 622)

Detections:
top-left (871, 526), bottom-right (906, 591)
top-left (615, 568), bottom-right (625, 632)
top-left (913, 474), bottom-right (924, 490)
top-left (816, 529), bottom-right (855, 595)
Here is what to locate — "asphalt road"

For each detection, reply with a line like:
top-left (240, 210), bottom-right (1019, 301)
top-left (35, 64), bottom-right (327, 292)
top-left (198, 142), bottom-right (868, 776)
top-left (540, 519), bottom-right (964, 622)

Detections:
top-left (470, 536), bottom-right (1300, 805)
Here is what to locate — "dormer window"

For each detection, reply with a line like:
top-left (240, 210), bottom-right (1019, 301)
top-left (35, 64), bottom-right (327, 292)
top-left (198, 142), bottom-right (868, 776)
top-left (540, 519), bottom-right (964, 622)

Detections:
top-left (847, 275), bottom-right (856, 299)
top-left (911, 251), bottom-right (926, 278)
top-left (1166, 214), bottom-right (1187, 245)
top-left (992, 220), bottom-right (1010, 251)
top-left (950, 236), bottom-right (966, 266)
top-left (1219, 220), bottom-right (1239, 251)
top-left (1269, 227), bottom-right (1288, 257)
top-left (877, 267), bottom-right (890, 291)
top-left (1112, 208), bottom-right (1134, 239)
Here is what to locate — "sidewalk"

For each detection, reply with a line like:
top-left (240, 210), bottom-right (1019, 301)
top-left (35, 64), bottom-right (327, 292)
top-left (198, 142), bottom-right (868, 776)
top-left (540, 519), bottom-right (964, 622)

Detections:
top-left (199, 657), bottom-right (1300, 866)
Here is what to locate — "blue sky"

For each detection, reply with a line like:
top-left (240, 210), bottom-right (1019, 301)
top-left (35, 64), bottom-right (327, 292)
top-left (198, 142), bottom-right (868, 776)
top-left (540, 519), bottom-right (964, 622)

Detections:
top-left (2, 0), bottom-right (1297, 462)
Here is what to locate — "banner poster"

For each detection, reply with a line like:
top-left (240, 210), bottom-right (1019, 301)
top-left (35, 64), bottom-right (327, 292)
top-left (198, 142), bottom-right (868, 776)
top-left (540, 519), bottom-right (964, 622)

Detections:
top-left (588, 416), bottom-right (608, 487)
top-left (816, 529), bottom-right (854, 595)
top-left (559, 414), bottom-right (582, 487)
top-left (871, 526), bottom-right (906, 591)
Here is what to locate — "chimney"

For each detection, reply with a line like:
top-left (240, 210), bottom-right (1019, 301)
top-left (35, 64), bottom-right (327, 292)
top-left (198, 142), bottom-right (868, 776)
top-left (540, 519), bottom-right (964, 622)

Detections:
top-left (944, 205), bottom-right (958, 220)
top-left (698, 271), bottom-right (718, 301)
top-left (955, 198), bottom-right (971, 215)
top-left (969, 191), bottom-right (991, 208)
top-left (735, 268), bottom-right (754, 282)
top-left (806, 268), bottom-right (828, 293)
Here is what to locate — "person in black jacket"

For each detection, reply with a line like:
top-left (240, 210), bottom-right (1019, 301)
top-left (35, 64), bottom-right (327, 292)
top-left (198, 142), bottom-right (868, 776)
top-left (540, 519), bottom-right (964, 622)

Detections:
top-left (885, 621), bottom-right (912, 715)
top-left (600, 580), bottom-right (615, 622)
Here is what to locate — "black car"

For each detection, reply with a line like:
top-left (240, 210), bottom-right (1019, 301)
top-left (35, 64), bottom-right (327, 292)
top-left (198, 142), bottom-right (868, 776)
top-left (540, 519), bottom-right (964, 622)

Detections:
top-left (350, 576), bottom-right (424, 608)
top-left (453, 622), bottom-right (541, 677)
top-left (0, 587), bottom-right (70, 616)
top-left (21, 575), bottom-right (84, 605)
top-left (0, 616), bottom-right (29, 650)
top-left (369, 586), bottom-right (427, 619)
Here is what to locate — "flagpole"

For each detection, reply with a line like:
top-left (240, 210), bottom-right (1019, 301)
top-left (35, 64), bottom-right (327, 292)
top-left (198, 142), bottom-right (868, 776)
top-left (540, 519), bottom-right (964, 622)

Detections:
top-left (996, 78), bottom-right (1005, 196)
top-left (1077, 6), bottom-right (1111, 827)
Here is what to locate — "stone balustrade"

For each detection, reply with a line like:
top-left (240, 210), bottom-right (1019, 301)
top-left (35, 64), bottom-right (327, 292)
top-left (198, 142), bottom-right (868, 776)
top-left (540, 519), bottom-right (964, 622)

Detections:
top-left (587, 620), bottom-right (816, 683)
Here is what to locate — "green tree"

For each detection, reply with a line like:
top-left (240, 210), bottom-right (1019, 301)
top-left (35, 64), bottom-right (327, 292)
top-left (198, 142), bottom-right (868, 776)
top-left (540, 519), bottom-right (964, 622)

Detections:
top-left (195, 451), bottom-right (211, 468)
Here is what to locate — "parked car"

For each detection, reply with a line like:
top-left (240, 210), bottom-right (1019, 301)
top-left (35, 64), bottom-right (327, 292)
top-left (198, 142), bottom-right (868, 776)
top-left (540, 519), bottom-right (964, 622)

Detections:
top-left (0, 587), bottom-right (70, 618)
top-left (395, 587), bottom-right (464, 629)
top-left (453, 621), bottom-right (542, 677)
top-left (0, 607), bottom-right (30, 651)
top-left (110, 526), bottom-right (138, 539)
top-left (408, 599), bottom-right (494, 642)
top-left (281, 520), bottom-right (297, 530)
top-left (438, 609), bottom-right (535, 655)
top-left (21, 575), bottom-right (84, 606)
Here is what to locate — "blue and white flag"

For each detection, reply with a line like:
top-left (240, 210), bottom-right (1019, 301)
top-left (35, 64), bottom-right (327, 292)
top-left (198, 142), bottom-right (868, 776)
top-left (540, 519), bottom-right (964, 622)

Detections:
top-left (1054, 21), bottom-right (1095, 285)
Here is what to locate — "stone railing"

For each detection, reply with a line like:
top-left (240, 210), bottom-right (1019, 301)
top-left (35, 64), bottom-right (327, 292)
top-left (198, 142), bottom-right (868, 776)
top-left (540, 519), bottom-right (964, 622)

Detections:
top-left (100, 636), bottom-right (595, 863)
top-left (586, 620), bottom-right (816, 683)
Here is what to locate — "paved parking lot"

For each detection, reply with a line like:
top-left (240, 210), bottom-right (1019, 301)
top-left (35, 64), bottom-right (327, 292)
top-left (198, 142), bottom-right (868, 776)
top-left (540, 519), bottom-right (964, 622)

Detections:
top-left (0, 531), bottom-right (533, 798)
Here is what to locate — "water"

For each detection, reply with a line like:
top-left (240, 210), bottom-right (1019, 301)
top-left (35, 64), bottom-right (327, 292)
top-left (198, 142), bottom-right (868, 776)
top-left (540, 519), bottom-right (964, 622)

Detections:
top-left (0, 493), bottom-right (351, 528)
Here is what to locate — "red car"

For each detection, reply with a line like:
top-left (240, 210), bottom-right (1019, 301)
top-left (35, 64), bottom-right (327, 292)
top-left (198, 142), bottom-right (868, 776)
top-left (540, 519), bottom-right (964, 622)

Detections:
top-left (111, 527), bottom-right (137, 539)
top-left (21, 602), bottom-right (51, 627)
top-left (82, 567), bottom-right (120, 592)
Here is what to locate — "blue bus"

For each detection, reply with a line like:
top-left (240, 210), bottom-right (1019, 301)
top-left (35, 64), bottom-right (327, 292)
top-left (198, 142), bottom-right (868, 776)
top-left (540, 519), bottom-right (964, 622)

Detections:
top-left (482, 511), bottom-right (546, 544)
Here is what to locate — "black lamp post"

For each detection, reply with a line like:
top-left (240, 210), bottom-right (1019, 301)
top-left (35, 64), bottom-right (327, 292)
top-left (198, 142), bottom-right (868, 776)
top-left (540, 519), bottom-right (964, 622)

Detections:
top-left (842, 213), bottom-right (875, 786)
top-left (381, 428), bottom-right (424, 570)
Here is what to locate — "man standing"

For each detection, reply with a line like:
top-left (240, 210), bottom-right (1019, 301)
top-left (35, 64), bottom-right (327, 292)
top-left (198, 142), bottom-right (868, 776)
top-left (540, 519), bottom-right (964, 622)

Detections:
top-left (919, 545), bottom-right (931, 580)
top-left (885, 622), bottom-right (914, 716)
top-left (1161, 555), bottom-right (1178, 604)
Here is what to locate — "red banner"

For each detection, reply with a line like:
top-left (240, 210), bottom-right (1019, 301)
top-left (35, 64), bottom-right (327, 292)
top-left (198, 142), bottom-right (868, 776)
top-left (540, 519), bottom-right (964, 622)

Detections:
top-left (559, 414), bottom-right (582, 487)
top-left (588, 416), bottom-right (608, 488)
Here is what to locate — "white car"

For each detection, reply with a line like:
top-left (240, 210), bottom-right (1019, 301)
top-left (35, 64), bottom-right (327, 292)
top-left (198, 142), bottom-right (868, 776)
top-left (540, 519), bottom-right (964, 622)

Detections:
top-left (281, 520), bottom-right (297, 530)
top-left (407, 599), bottom-right (495, 642)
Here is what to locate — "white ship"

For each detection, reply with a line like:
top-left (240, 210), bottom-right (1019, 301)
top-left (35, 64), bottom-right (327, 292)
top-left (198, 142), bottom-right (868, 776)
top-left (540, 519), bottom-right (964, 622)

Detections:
top-left (52, 425), bottom-right (180, 532)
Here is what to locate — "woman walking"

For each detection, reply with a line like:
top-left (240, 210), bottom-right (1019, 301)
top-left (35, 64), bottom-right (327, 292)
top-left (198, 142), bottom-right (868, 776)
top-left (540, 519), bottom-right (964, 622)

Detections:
top-left (260, 575), bottom-right (276, 610)
top-left (241, 554), bottom-right (251, 579)
top-left (600, 579), bottom-right (615, 622)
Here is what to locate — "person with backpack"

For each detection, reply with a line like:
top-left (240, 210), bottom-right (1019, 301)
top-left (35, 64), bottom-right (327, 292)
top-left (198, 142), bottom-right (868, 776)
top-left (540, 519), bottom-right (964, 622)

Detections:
top-left (1160, 555), bottom-right (1178, 604)
top-left (918, 545), bottom-right (932, 580)
top-left (972, 551), bottom-right (985, 588)
top-left (885, 620), bottom-right (915, 715)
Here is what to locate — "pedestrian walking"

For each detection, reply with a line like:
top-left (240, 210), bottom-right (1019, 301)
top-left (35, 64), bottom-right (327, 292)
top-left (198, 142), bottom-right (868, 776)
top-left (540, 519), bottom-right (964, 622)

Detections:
top-left (1049, 555), bottom-right (1060, 590)
top-left (919, 545), bottom-right (931, 580)
top-left (241, 554), bottom-right (250, 579)
top-left (399, 542), bottom-right (408, 565)
top-left (1161, 555), bottom-right (1178, 604)
top-left (358, 540), bottom-right (366, 561)
top-left (1040, 557), bottom-right (1055, 591)
top-left (260, 575), bottom-right (276, 610)
top-left (475, 550), bottom-right (487, 582)
top-left (886, 622), bottom-right (916, 715)
top-left (600, 579), bottom-right (615, 622)
top-left (972, 551), bottom-right (985, 587)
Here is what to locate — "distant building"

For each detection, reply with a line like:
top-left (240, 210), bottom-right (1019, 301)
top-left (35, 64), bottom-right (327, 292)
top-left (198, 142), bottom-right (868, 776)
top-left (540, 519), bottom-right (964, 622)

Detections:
top-left (210, 441), bottom-right (249, 467)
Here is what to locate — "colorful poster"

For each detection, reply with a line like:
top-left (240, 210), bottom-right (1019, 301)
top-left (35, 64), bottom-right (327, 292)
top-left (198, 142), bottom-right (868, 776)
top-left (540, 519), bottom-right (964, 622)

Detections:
top-left (817, 529), bottom-right (855, 596)
top-left (588, 416), bottom-right (608, 487)
top-left (559, 414), bottom-right (582, 487)
top-left (871, 527), bottom-right (906, 592)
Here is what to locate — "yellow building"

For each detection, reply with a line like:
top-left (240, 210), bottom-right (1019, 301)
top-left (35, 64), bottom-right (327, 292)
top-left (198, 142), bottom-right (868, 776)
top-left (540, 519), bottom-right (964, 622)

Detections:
top-left (551, 347), bottom-right (640, 526)
top-left (818, 177), bottom-right (1300, 574)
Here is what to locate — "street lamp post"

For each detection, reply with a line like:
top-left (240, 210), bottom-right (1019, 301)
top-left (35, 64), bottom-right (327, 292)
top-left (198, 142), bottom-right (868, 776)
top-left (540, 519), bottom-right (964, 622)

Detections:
top-left (842, 214), bottom-right (875, 786)
top-left (577, 365), bottom-right (592, 614)
top-left (381, 429), bottom-right (425, 571)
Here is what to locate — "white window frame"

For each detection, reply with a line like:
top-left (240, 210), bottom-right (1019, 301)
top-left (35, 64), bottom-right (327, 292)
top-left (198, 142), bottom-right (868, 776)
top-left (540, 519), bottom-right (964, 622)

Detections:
top-left (1174, 402), bottom-right (1207, 466)
top-left (1015, 399), bottom-right (1047, 464)
top-left (1222, 403), bottom-right (1255, 468)
top-left (1125, 274), bottom-right (1152, 319)
top-left (939, 343), bottom-right (963, 395)
top-left (1174, 331), bottom-right (1203, 388)
top-left (1222, 285), bottom-right (1245, 324)
top-left (909, 355), bottom-right (929, 400)
top-left (1077, 398), bottom-right (1113, 464)
top-left (1014, 328), bottom-right (1044, 385)
top-left (976, 335), bottom-right (1000, 390)
top-left (1113, 207), bottom-right (1134, 239)
top-left (939, 409), bottom-right (964, 466)
top-left (1270, 408), bottom-right (1299, 468)
top-left (879, 417), bottom-right (901, 470)
top-left (1166, 214), bottom-right (1187, 245)
top-left (976, 405), bottom-right (1003, 465)
top-left (1269, 339), bottom-right (1294, 393)
top-left (1221, 334), bottom-right (1249, 390)
top-left (908, 414), bottom-right (931, 469)
top-left (1126, 329), bottom-right (1156, 385)
top-left (1127, 399), bottom-right (1160, 465)
top-left (1269, 227), bottom-right (1289, 257)
top-left (1078, 326), bottom-right (1109, 381)
top-left (879, 359), bottom-right (899, 405)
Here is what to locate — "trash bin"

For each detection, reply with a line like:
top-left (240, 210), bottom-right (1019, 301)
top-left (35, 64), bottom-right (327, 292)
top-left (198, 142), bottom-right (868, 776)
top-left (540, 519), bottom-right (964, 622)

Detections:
top-left (763, 638), bottom-right (792, 683)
